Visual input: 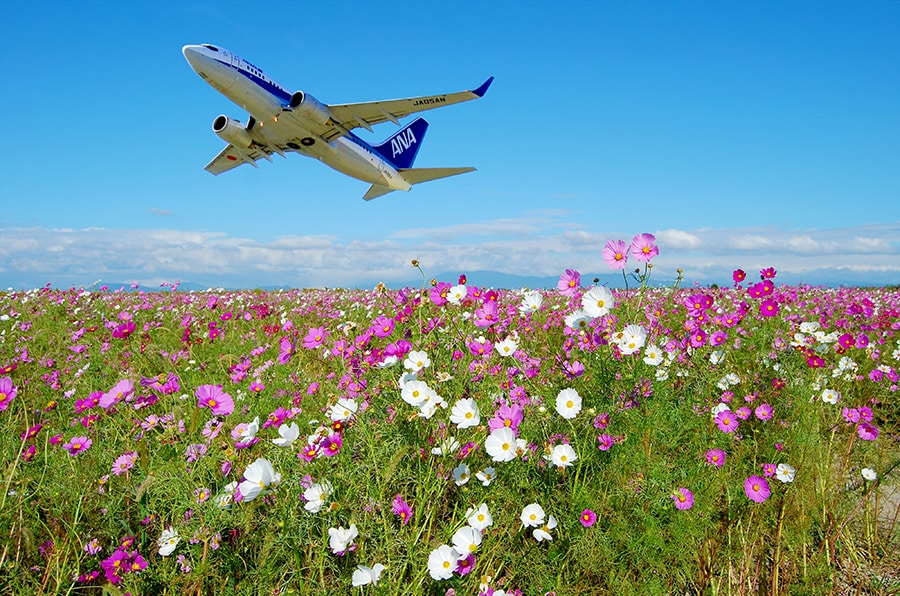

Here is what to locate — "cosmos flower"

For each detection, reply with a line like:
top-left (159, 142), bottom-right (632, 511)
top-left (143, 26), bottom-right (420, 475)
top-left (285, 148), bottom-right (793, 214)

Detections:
top-left (705, 448), bottom-right (726, 467)
top-left (520, 503), bottom-right (546, 528)
top-left (744, 475), bottom-right (771, 503)
top-left (352, 563), bottom-right (385, 587)
top-left (714, 410), bottom-right (739, 433)
top-left (580, 509), bottom-right (597, 527)
top-left (157, 527), bottom-right (179, 556)
top-left (451, 525), bottom-right (482, 557)
top-left (494, 337), bottom-right (519, 357)
top-left (450, 398), bottom-right (481, 429)
top-left (555, 388), bottom-right (582, 419)
top-left (557, 269), bottom-right (581, 296)
top-left (0, 376), bottom-right (18, 411)
top-left (427, 545), bottom-right (460, 580)
top-left (304, 480), bottom-right (334, 513)
top-left (602, 239), bottom-right (629, 270)
top-left (271, 422), bottom-right (300, 447)
top-left (775, 463), bottom-right (796, 483)
top-left (485, 427), bottom-right (518, 463)
top-left (328, 524), bottom-right (358, 555)
top-left (453, 463), bottom-right (471, 486)
top-left (63, 435), bottom-right (92, 456)
top-left (533, 515), bottom-right (558, 542)
top-left (671, 488), bottom-right (694, 510)
top-left (466, 503), bottom-right (493, 531)
top-left (403, 350), bottom-right (431, 372)
top-left (475, 468), bottom-right (496, 487)
top-left (518, 290), bottom-right (543, 314)
top-left (581, 286), bottom-right (615, 318)
top-left (629, 233), bottom-right (659, 262)
top-left (237, 458), bottom-right (280, 503)
top-left (196, 384), bottom-right (234, 417)
top-left (821, 389), bottom-right (841, 404)
top-left (861, 468), bottom-right (877, 481)
top-left (546, 443), bottom-right (578, 468)
top-left (392, 494), bottom-right (412, 525)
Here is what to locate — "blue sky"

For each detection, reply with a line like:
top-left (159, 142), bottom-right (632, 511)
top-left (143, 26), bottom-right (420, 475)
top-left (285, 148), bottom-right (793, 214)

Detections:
top-left (1, 1), bottom-right (898, 289)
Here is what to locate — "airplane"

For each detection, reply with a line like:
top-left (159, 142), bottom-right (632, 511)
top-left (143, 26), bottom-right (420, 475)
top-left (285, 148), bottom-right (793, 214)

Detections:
top-left (182, 44), bottom-right (493, 200)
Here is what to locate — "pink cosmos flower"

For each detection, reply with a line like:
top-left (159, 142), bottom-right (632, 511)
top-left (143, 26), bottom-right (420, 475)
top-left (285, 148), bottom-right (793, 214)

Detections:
top-left (602, 240), bottom-right (629, 270)
top-left (759, 299), bottom-right (779, 317)
top-left (714, 410), bottom-right (739, 433)
top-left (392, 494), bottom-right (412, 526)
top-left (629, 233), bottom-right (659, 262)
top-left (579, 509), bottom-right (597, 527)
top-left (321, 433), bottom-right (343, 457)
top-left (732, 269), bottom-right (746, 284)
top-left (196, 384), bottom-right (234, 416)
top-left (488, 404), bottom-right (524, 435)
top-left (597, 433), bottom-right (615, 451)
top-left (744, 475), bottom-right (771, 503)
top-left (761, 463), bottom-right (776, 477)
top-left (112, 452), bottom-right (137, 475)
top-left (671, 488), bottom-right (694, 510)
top-left (754, 403), bottom-right (773, 421)
top-left (857, 422), bottom-right (879, 441)
top-left (63, 435), bottom-right (92, 456)
top-left (557, 269), bottom-right (581, 296)
top-left (302, 326), bottom-right (329, 349)
top-left (0, 376), bottom-right (17, 412)
top-left (759, 267), bottom-right (777, 280)
top-left (705, 448), bottom-right (726, 467)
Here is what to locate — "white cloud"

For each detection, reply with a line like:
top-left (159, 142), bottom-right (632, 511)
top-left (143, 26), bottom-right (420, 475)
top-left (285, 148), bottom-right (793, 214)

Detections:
top-left (0, 221), bottom-right (897, 289)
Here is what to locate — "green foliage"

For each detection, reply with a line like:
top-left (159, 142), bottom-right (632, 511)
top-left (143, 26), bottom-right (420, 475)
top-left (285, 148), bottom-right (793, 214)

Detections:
top-left (0, 281), bottom-right (897, 595)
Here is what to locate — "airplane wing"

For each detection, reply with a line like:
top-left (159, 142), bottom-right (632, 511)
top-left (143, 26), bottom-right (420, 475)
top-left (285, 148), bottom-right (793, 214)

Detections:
top-left (204, 144), bottom-right (273, 175)
top-left (326, 77), bottom-right (493, 134)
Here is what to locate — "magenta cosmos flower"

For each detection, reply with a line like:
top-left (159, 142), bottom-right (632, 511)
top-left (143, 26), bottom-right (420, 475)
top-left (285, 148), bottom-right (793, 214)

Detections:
top-left (557, 269), bottom-right (581, 296)
top-left (744, 475), bottom-right (771, 503)
top-left (705, 448), bottom-right (726, 467)
top-left (579, 509), bottom-right (597, 527)
top-left (196, 384), bottom-right (234, 416)
top-left (0, 376), bottom-right (17, 411)
top-left (392, 494), bottom-right (412, 526)
top-left (714, 410), bottom-right (739, 433)
top-left (629, 233), bottom-right (659, 263)
top-left (671, 488), bottom-right (694, 510)
top-left (63, 435), bottom-right (93, 456)
top-left (602, 240), bottom-right (629, 270)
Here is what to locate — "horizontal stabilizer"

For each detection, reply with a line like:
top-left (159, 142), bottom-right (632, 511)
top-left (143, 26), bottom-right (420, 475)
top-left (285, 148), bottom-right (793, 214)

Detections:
top-left (362, 167), bottom-right (475, 201)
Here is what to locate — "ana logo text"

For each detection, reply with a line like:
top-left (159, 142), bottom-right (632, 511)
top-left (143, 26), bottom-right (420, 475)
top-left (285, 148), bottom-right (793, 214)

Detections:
top-left (391, 127), bottom-right (417, 158)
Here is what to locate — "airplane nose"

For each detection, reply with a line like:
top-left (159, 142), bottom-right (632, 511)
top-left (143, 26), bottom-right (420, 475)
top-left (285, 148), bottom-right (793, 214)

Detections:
top-left (182, 45), bottom-right (201, 66)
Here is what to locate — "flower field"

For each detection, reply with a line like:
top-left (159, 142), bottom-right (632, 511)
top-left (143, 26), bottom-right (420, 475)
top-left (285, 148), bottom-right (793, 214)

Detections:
top-left (1, 238), bottom-right (898, 595)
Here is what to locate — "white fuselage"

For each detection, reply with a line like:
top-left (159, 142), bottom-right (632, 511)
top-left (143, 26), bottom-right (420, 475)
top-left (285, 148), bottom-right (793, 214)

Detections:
top-left (182, 44), bottom-right (410, 190)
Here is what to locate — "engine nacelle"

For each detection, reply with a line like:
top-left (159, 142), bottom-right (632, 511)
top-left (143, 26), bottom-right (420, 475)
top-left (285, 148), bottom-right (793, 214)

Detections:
top-left (212, 115), bottom-right (253, 148)
top-left (288, 91), bottom-right (332, 126)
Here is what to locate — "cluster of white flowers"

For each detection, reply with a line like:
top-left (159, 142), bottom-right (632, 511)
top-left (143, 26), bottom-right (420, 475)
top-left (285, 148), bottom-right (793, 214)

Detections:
top-left (717, 372), bottom-right (741, 390)
top-left (833, 356), bottom-right (859, 380)
top-left (400, 378), bottom-right (446, 419)
top-left (610, 324), bottom-right (647, 356)
top-left (521, 503), bottom-right (557, 542)
top-left (427, 504), bottom-right (494, 580)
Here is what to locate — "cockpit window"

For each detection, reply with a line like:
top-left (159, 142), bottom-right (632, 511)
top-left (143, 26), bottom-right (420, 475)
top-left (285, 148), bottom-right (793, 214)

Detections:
top-left (202, 45), bottom-right (219, 52)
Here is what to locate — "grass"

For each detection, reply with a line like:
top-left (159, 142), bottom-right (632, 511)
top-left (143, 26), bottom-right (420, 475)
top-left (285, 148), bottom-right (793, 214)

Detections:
top-left (0, 267), bottom-right (897, 595)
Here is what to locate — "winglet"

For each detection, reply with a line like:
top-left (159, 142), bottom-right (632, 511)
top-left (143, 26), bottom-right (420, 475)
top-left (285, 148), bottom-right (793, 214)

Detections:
top-left (472, 76), bottom-right (494, 98)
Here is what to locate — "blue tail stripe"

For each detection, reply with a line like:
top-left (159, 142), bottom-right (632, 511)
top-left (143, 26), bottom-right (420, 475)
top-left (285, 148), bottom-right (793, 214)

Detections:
top-left (372, 118), bottom-right (429, 169)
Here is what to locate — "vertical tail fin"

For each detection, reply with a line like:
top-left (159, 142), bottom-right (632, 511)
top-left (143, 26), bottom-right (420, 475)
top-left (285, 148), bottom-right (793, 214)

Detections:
top-left (372, 118), bottom-right (429, 169)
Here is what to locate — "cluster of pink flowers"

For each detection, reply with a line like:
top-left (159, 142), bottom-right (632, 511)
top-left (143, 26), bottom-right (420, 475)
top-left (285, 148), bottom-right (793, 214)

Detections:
top-left (602, 232), bottom-right (660, 270)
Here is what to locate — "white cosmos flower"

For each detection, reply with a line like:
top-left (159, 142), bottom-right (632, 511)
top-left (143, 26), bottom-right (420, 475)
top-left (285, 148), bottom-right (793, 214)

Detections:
top-left (547, 443), bottom-right (577, 467)
top-left (485, 427), bottom-right (518, 462)
top-left (157, 526), bottom-right (180, 556)
top-left (555, 388), bottom-right (582, 419)
top-left (861, 467), bottom-right (877, 481)
top-left (466, 503), bottom-right (493, 531)
top-left (533, 514), bottom-right (558, 542)
top-left (453, 463), bottom-right (471, 486)
top-left (582, 286), bottom-right (615, 318)
top-left (447, 284), bottom-right (467, 305)
top-left (216, 481), bottom-right (238, 509)
top-left (565, 309), bottom-right (592, 331)
top-left (475, 467), bottom-right (496, 487)
top-left (404, 350), bottom-right (431, 372)
top-left (449, 398), bottom-right (481, 429)
top-left (239, 416), bottom-right (260, 441)
top-left (821, 388), bottom-right (840, 404)
top-left (238, 457), bottom-right (280, 502)
top-left (431, 436), bottom-right (460, 456)
top-left (271, 422), bottom-right (300, 447)
top-left (495, 337), bottom-right (519, 357)
top-left (799, 321), bottom-right (820, 333)
top-left (376, 354), bottom-right (398, 368)
top-left (518, 290), bottom-right (543, 314)
top-left (451, 525), bottom-right (482, 557)
top-left (775, 463), bottom-right (796, 483)
top-left (617, 324), bottom-right (647, 355)
top-left (303, 480), bottom-right (334, 513)
top-left (520, 503), bottom-right (546, 528)
top-left (329, 398), bottom-right (358, 422)
top-left (328, 524), bottom-right (358, 554)
top-left (643, 344), bottom-right (664, 366)
top-left (401, 380), bottom-right (430, 407)
top-left (352, 563), bottom-right (385, 587)
top-left (427, 544), bottom-right (460, 580)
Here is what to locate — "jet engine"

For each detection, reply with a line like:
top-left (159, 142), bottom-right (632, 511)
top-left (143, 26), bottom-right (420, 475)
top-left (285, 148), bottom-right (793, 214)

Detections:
top-left (288, 91), bottom-right (332, 126)
top-left (212, 115), bottom-right (253, 148)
